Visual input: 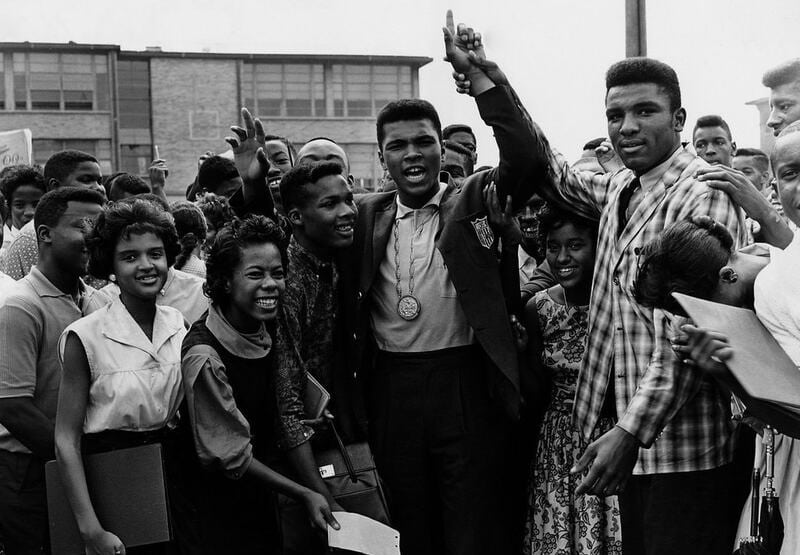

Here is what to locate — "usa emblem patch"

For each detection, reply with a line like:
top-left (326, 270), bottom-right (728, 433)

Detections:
top-left (471, 216), bottom-right (494, 249)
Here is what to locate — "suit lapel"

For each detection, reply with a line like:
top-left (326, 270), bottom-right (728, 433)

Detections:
top-left (365, 197), bottom-right (396, 292)
top-left (436, 182), bottom-right (458, 239)
top-left (613, 187), bottom-right (667, 269)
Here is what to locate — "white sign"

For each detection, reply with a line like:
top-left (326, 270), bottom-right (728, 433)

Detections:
top-left (0, 129), bottom-right (32, 171)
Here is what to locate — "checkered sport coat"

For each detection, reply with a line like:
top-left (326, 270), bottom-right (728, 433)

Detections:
top-left (532, 126), bottom-right (748, 474)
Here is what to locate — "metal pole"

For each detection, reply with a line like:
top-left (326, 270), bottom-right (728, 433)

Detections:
top-left (625, 0), bottom-right (647, 57)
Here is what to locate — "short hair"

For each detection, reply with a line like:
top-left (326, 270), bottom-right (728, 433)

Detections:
top-left (443, 124), bottom-right (475, 142)
top-left (376, 99), bottom-right (442, 148)
top-left (762, 58), bottom-right (800, 89)
top-left (133, 192), bottom-right (170, 211)
top-left (0, 191), bottom-right (7, 223)
top-left (204, 215), bottom-right (286, 306)
top-left (606, 57), bottom-right (682, 112)
top-left (633, 216), bottom-right (734, 316)
top-left (106, 172), bottom-right (151, 201)
top-left (693, 115), bottom-right (732, 140)
top-left (734, 147), bottom-right (770, 173)
top-left (88, 198), bottom-right (181, 279)
top-left (443, 140), bottom-right (472, 158)
top-left (33, 186), bottom-right (105, 233)
top-left (582, 137), bottom-right (606, 151)
top-left (771, 120), bottom-right (800, 168)
top-left (195, 192), bottom-right (237, 233)
top-left (43, 150), bottom-right (98, 187)
top-left (534, 203), bottom-right (598, 260)
top-left (170, 200), bottom-right (207, 271)
top-left (198, 156), bottom-right (240, 193)
top-left (306, 136), bottom-right (338, 144)
top-left (0, 165), bottom-right (46, 205)
top-left (279, 161), bottom-right (345, 212)
top-left (264, 134), bottom-right (297, 166)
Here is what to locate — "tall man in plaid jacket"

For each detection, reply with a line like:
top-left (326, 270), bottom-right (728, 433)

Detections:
top-left (512, 58), bottom-right (748, 553)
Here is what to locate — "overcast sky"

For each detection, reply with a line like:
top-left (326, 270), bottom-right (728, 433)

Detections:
top-left (4, 0), bottom-right (798, 164)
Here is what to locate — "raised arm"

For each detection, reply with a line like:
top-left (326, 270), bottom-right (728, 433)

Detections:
top-left (446, 16), bottom-right (608, 220)
top-left (443, 11), bottom-right (545, 212)
top-left (225, 108), bottom-right (277, 219)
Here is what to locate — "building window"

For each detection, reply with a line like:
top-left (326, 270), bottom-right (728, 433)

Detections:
top-left (331, 64), bottom-right (413, 117)
top-left (11, 52), bottom-right (110, 112)
top-left (243, 63), bottom-right (325, 118)
top-left (118, 59), bottom-right (151, 129)
top-left (33, 139), bottom-right (113, 175)
top-left (243, 61), bottom-right (413, 118)
top-left (347, 143), bottom-right (381, 189)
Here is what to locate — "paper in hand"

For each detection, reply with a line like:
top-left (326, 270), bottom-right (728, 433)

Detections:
top-left (327, 511), bottom-right (400, 555)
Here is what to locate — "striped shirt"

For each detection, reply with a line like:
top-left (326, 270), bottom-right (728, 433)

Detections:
top-left (535, 132), bottom-right (748, 474)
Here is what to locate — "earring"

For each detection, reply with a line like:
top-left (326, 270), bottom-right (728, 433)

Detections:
top-left (720, 267), bottom-right (738, 283)
top-left (109, 274), bottom-right (116, 283)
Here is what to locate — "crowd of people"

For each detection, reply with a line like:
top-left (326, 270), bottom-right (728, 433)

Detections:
top-left (0, 10), bottom-right (799, 555)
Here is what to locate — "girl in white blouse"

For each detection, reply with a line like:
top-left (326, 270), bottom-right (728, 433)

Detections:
top-left (55, 198), bottom-right (187, 555)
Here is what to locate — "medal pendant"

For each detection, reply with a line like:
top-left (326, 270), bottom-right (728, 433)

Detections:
top-left (397, 295), bottom-right (421, 321)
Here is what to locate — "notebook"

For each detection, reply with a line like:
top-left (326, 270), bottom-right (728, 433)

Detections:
top-left (45, 443), bottom-right (171, 554)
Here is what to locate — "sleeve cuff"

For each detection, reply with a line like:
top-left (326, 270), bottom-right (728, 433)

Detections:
top-left (617, 401), bottom-right (660, 448)
top-left (277, 424), bottom-right (315, 452)
top-left (223, 444), bottom-right (253, 480)
top-left (475, 85), bottom-right (511, 115)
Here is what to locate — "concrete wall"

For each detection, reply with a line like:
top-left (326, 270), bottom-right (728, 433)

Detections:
top-left (149, 58), bottom-right (240, 196)
top-left (0, 112), bottom-right (112, 140)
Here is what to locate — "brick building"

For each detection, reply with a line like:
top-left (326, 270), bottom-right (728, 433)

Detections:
top-left (0, 42), bottom-right (431, 196)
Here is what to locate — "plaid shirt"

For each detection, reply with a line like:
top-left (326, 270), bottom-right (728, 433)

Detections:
top-left (536, 132), bottom-right (748, 474)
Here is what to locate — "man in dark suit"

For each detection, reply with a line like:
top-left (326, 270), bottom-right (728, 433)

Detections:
top-left (336, 12), bottom-right (544, 555)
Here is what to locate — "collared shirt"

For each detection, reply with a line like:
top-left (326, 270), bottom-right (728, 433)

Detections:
top-left (0, 220), bottom-right (37, 280)
top-left (274, 237), bottom-right (338, 450)
top-left (369, 183), bottom-right (474, 352)
top-left (0, 224), bottom-right (20, 258)
top-left (0, 266), bottom-right (108, 453)
top-left (518, 245), bottom-right (539, 288)
top-left (103, 267), bottom-right (208, 325)
top-left (0, 271), bottom-right (16, 306)
top-left (178, 255), bottom-right (206, 279)
top-left (58, 298), bottom-right (186, 434)
top-left (540, 139), bottom-right (748, 475)
top-left (754, 231), bottom-right (800, 365)
top-left (181, 304), bottom-right (271, 478)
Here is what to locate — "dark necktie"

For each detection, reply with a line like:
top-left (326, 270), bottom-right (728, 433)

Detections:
top-left (617, 177), bottom-right (641, 238)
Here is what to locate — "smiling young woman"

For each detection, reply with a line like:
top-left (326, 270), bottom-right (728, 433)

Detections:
top-left (178, 216), bottom-right (337, 554)
top-left (54, 198), bottom-right (190, 555)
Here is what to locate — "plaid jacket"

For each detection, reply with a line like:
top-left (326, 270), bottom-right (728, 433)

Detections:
top-left (535, 131), bottom-right (748, 474)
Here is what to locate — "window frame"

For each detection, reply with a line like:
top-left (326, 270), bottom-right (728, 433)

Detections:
top-left (7, 51), bottom-right (111, 112)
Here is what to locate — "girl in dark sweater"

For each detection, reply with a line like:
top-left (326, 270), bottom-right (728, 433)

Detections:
top-left (180, 216), bottom-right (337, 553)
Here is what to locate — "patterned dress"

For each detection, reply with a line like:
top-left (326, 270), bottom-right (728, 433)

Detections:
top-left (524, 287), bottom-right (622, 555)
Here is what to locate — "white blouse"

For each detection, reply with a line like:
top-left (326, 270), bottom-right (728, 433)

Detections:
top-left (59, 298), bottom-right (186, 434)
